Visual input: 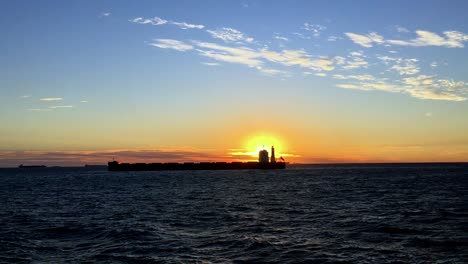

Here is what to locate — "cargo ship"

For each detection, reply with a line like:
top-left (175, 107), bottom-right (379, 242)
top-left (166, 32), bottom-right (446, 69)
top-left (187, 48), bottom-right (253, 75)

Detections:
top-left (108, 146), bottom-right (286, 171)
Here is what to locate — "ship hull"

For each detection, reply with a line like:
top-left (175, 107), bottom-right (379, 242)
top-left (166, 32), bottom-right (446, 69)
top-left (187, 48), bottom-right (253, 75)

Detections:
top-left (108, 161), bottom-right (286, 171)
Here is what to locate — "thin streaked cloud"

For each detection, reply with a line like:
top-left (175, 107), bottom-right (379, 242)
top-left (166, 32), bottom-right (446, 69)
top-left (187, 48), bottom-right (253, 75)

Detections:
top-left (49, 105), bottom-right (73, 109)
top-left (206, 27), bottom-right (254, 43)
top-left (150, 39), bottom-right (193, 51)
top-left (171, 21), bottom-right (204, 30)
top-left (130, 17), bottom-right (168, 26)
top-left (130, 16), bottom-right (204, 30)
top-left (346, 30), bottom-right (468, 48)
top-left (40, 97), bottom-right (63, 101)
top-left (201, 62), bottom-right (220, 66)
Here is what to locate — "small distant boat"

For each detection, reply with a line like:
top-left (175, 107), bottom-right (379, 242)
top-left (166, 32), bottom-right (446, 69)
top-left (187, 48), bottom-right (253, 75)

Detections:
top-left (18, 164), bottom-right (47, 168)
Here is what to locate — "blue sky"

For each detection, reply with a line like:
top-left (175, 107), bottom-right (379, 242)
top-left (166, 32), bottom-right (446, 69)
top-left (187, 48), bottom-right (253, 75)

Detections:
top-left (1, 0), bottom-right (468, 165)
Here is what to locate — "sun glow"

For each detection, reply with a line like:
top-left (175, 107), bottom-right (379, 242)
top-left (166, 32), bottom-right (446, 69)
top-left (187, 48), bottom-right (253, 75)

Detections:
top-left (244, 134), bottom-right (286, 158)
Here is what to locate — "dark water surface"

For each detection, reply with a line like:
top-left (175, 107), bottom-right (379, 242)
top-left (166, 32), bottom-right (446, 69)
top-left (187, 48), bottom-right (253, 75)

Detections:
top-left (1, 164), bottom-right (467, 263)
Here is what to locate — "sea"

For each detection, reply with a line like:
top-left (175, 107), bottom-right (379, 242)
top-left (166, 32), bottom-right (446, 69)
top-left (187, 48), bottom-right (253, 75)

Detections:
top-left (0, 164), bottom-right (467, 263)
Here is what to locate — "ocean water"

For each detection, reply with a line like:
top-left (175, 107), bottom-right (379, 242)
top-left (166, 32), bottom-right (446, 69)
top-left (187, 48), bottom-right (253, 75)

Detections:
top-left (0, 164), bottom-right (467, 263)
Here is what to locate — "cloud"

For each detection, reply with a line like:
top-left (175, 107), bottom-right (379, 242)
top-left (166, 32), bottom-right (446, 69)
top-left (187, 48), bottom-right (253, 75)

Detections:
top-left (49, 105), bottom-right (73, 109)
top-left (333, 56), bottom-right (346, 65)
top-left (303, 23), bottom-right (326, 37)
top-left (334, 73), bottom-right (467, 101)
top-left (345, 32), bottom-right (384, 47)
top-left (201, 62), bottom-right (220, 66)
top-left (396, 26), bottom-right (410, 33)
top-left (189, 41), bottom-right (335, 72)
top-left (100, 12), bottom-right (111, 17)
top-left (256, 66), bottom-right (289, 76)
top-left (377, 56), bottom-right (420, 75)
top-left (80, 100), bottom-right (88, 103)
top-left (346, 30), bottom-right (468, 48)
top-left (20, 95), bottom-right (31, 98)
top-left (292, 32), bottom-right (311, 40)
top-left (333, 74), bottom-right (375, 81)
top-left (260, 49), bottom-right (335, 71)
top-left (130, 17), bottom-right (168, 26)
top-left (274, 36), bottom-right (289, 41)
top-left (194, 41), bottom-right (262, 67)
top-left (150, 39), bottom-right (193, 51)
top-left (403, 75), bottom-right (467, 101)
top-left (130, 16), bottom-right (204, 30)
top-left (387, 30), bottom-right (468, 48)
top-left (40, 98), bottom-right (63, 101)
top-left (327, 36), bottom-right (342, 41)
top-left (341, 51), bottom-right (368, 70)
top-left (171, 21), bottom-right (204, 29)
top-left (27, 108), bottom-right (52, 112)
top-left (315, 72), bottom-right (327, 77)
top-left (430, 62), bottom-right (438, 68)
top-left (390, 63), bottom-right (420, 75)
top-left (206, 27), bottom-right (254, 43)
top-left (336, 80), bottom-right (402, 93)
top-left (336, 84), bottom-right (366, 90)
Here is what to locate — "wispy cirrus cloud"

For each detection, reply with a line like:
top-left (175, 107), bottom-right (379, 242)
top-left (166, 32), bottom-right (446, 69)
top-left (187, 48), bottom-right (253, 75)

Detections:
top-left (333, 74), bottom-right (375, 81)
top-left (303, 23), bottom-right (326, 37)
top-left (130, 16), bottom-right (168, 26)
top-left (150, 39), bottom-right (193, 51)
top-left (100, 12), bottom-right (111, 18)
top-left (171, 21), bottom-right (204, 29)
top-left (377, 56), bottom-right (420, 75)
top-left (274, 35), bottom-right (289, 41)
top-left (201, 62), bottom-right (220, 66)
top-left (189, 41), bottom-right (335, 72)
top-left (340, 51), bottom-right (369, 70)
top-left (206, 27), bottom-right (254, 43)
top-left (403, 75), bottom-right (467, 101)
top-left (292, 32), bottom-right (311, 40)
top-left (40, 97), bottom-right (63, 101)
top-left (27, 108), bottom-right (52, 112)
top-left (194, 41), bottom-right (262, 67)
top-left (49, 105), bottom-right (73, 109)
top-left (130, 16), bottom-right (204, 29)
top-left (327, 36), bottom-right (342, 42)
top-left (387, 30), bottom-right (468, 48)
top-left (346, 30), bottom-right (468, 48)
top-left (335, 74), bottom-right (467, 101)
top-left (345, 32), bottom-right (384, 47)
top-left (395, 26), bottom-right (410, 33)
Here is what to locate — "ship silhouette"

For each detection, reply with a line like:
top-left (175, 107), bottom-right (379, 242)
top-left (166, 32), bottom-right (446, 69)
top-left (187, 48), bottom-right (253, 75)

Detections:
top-left (108, 146), bottom-right (286, 171)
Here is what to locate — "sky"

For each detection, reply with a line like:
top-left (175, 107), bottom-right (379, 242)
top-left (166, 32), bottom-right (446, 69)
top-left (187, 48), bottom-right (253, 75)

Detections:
top-left (1, 0), bottom-right (468, 166)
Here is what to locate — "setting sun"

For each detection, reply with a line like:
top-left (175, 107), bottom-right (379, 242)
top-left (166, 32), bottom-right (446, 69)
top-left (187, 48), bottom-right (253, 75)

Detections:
top-left (244, 134), bottom-right (286, 158)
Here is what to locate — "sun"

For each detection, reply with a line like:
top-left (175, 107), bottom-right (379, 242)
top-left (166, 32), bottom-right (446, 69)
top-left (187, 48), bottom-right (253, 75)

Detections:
top-left (244, 134), bottom-right (286, 158)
